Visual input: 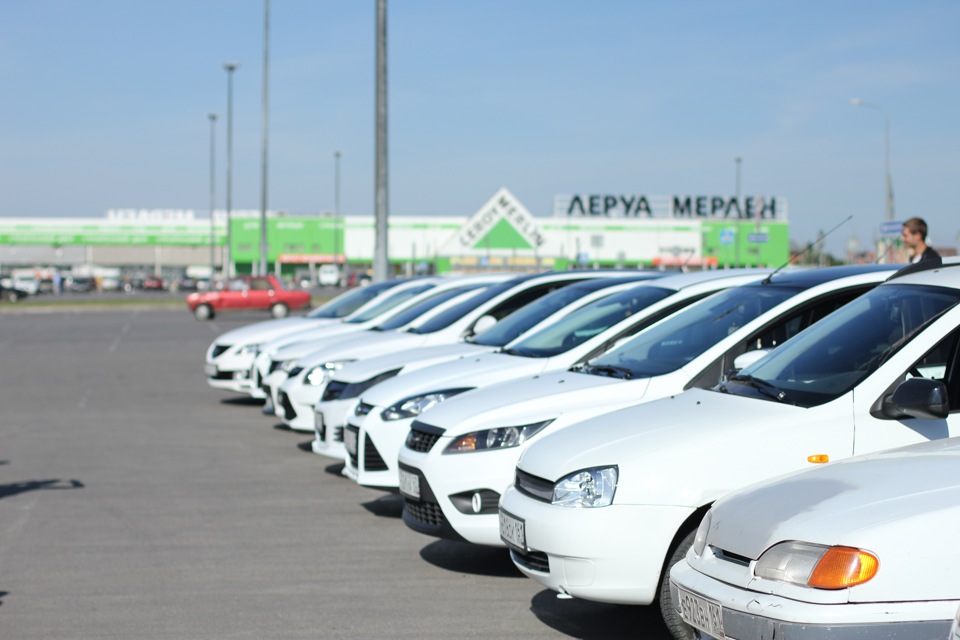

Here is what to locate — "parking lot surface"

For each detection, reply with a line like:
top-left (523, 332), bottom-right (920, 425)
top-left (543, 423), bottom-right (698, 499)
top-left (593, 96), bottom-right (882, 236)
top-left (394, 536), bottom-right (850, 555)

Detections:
top-left (0, 308), bottom-right (672, 639)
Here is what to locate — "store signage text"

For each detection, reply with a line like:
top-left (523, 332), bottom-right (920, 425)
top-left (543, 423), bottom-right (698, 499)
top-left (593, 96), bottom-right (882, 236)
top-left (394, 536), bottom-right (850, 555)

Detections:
top-left (559, 195), bottom-right (783, 220)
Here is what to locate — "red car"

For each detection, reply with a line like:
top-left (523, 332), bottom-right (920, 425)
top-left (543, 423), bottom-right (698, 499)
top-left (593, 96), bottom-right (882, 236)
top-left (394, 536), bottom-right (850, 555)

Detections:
top-left (186, 275), bottom-right (311, 321)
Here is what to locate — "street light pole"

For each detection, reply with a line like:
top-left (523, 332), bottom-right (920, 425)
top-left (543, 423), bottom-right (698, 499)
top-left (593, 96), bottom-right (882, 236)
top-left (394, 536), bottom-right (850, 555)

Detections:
top-left (373, 0), bottom-right (389, 282)
top-left (259, 0), bottom-right (271, 276)
top-left (223, 62), bottom-right (239, 279)
top-left (850, 98), bottom-right (894, 222)
top-left (735, 156), bottom-right (742, 267)
top-left (334, 151), bottom-right (341, 269)
top-left (208, 113), bottom-right (218, 281)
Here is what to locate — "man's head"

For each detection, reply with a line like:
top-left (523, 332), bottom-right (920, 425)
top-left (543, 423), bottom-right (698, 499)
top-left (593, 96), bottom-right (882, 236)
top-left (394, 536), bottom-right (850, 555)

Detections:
top-left (901, 217), bottom-right (929, 250)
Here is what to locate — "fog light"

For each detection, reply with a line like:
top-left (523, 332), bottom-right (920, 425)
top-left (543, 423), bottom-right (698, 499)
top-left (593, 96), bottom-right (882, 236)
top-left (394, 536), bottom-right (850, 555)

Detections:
top-left (472, 492), bottom-right (483, 514)
top-left (233, 371), bottom-right (249, 380)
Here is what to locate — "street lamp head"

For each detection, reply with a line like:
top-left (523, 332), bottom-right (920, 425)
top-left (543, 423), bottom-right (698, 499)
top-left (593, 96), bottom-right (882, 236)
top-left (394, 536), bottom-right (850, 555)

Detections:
top-left (208, 113), bottom-right (218, 122)
top-left (223, 62), bottom-right (240, 72)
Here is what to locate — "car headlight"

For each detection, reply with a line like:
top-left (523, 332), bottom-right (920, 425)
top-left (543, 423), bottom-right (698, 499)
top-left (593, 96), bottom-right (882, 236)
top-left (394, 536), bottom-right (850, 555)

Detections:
top-left (444, 419), bottom-right (554, 454)
top-left (237, 343), bottom-right (261, 356)
top-left (551, 466), bottom-right (618, 508)
top-left (692, 510), bottom-right (712, 557)
top-left (304, 360), bottom-right (353, 386)
top-left (754, 541), bottom-right (879, 589)
top-left (381, 388), bottom-right (473, 421)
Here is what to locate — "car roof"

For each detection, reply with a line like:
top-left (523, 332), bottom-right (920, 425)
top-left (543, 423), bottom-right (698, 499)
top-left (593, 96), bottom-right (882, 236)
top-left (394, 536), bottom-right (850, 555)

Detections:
top-left (748, 263), bottom-right (900, 288)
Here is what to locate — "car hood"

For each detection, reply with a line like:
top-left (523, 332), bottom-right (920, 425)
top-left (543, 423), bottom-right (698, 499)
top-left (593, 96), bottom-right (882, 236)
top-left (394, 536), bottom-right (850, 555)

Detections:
top-left (359, 352), bottom-right (564, 408)
top-left (215, 317), bottom-right (334, 346)
top-left (275, 330), bottom-right (421, 364)
top-left (409, 368), bottom-right (639, 433)
top-left (333, 342), bottom-right (491, 383)
top-left (700, 437), bottom-right (960, 602)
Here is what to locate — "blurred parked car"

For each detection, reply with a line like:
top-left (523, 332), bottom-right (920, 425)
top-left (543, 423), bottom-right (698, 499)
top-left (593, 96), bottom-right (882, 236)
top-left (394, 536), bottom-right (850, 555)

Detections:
top-left (64, 276), bottom-right (95, 293)
top-left (671, 437), bottom-right (960, 640)
top-left (141, 275), bottom-right (167, 291)
top-left (0, 282), bottom-right (29, 302)
top-left (187, 275), bottom-right (311, 320)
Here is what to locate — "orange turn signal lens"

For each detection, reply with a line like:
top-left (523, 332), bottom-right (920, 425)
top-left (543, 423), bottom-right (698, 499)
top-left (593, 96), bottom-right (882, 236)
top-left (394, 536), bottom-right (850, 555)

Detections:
top-left (807, 546), bottom-right (879, 589)
top-left (807, 454), bottom-right (830, 464)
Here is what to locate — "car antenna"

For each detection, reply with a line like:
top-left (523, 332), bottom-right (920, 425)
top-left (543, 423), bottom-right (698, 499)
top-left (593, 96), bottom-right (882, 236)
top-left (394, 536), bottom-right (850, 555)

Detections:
top-left (761, 215), bottom-right (853, 284)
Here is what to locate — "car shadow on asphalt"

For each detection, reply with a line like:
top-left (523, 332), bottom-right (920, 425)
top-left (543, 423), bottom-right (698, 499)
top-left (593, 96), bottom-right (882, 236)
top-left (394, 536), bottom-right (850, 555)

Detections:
top-left (361, 492), bottom-right (404, 518)
top-left (0, 591), bottom-right (7, 607)
top-left (529, 590), bottom-right (671, 640)
top-left (418, 539), bottom-right (524, 578)
top-left (0, 479), bottom-right (84, 500)
top-left (323, 462), bottom-right (346, 477)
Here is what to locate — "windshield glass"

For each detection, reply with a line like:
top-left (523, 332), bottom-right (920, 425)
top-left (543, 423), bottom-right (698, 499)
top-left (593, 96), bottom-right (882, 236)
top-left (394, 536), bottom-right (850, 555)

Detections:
top-left (586, 284), bottom-right (802, 378)
top-left (307, 281), bottom-right (400, 319)
top-left (502, 286), bottom-right (676, 357)
top-left (723, 284), bottom-right (960, 407)
top-left (471, 281), bottom-right (636, 347)
top-left (345, 283), bottom-right (437, 324)
top-left (376, 285), bottom-right (487, 330)
top-left (407, 278), bottom-right (524, 334)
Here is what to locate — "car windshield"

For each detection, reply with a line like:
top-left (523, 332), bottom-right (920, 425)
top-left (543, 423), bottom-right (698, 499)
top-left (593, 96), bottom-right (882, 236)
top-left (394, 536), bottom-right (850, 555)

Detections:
top-left (406, 278), bottom-right (525, 334)
top-left (500, 286), bottom-right (677, 357)
top-left (375, 285), bottom-right (488, 330)
top-left (307, 281), bottom-right (400, 319)
top-left (584, 284), bottom-right (803, 378)
top-left (720, 284), bottom-right (960, 407)
top-left (470, 280), bottom-right (642, 347)
top-left (344, 283), bottom-right (437, 324)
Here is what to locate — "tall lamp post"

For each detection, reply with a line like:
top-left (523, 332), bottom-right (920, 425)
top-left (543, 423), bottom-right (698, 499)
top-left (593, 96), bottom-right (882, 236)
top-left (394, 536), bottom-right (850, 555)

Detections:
top-left (208, 113), bottom-right (218, 281)
top-left (259, 0), bottom-right (271, 276)
top-left (373, 0), bottom-right (389, 282)
top-left (850, 98), bottom-right (895, 262)
top-left (334, 150), bottom-right (341, 270)
top-left (223, 62), bottom-right (239, 279)
top-left (735, 156), bottom-right (742, 266)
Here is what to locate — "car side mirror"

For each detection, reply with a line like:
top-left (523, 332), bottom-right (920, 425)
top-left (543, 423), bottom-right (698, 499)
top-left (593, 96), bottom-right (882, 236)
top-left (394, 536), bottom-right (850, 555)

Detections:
top-left (732, 349), bottom-right (770, 373)
top-left (877, 377), bottom-right (949, 420)
top-left (471, 314), bottom-right (497, 336)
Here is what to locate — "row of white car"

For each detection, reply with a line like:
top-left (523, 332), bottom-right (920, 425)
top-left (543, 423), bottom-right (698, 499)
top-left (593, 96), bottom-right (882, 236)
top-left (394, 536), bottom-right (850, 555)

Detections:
top-left (204, 260), bottom-right (960, 640)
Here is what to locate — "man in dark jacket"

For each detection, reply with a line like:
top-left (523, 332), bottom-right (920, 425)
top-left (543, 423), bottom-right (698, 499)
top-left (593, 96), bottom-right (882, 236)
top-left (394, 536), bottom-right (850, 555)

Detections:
top-left (901, 217), bottom-right (941, 263)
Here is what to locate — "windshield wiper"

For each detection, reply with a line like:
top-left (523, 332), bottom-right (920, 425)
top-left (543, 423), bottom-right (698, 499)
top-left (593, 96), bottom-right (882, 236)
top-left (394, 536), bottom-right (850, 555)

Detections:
top-left (723, 373), bottom-right (787, 402)
top-left (584, 364), bottom-right (634, 380)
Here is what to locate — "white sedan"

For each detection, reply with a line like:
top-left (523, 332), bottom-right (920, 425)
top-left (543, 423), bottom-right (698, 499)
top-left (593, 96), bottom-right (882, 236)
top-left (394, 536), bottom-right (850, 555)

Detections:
top-left (670, 436), bottom-right (960, 640)
top-left (497, 260), bottom-right (960, 630)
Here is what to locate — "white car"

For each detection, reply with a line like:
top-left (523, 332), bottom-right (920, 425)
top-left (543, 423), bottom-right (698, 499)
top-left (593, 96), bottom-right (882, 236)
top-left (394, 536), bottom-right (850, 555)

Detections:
top-left (204, 278), bottom-right (435, 397)
top-left (496, 261), bottom-right (960, 630)
top-left (284, 276), bottom-right (658, 438)
top-left (670, 436), bottom-right (960, 640)
top-left (263, 270), bottom-right (630, 423)
top-left (304, 275), bottom-right (663, 455)
top-left (400, 264), bottom-right (898, 547)
top-left (352, 269), bottom-right (774, 490)
top-left (251, 275), bottom-right (511, 405)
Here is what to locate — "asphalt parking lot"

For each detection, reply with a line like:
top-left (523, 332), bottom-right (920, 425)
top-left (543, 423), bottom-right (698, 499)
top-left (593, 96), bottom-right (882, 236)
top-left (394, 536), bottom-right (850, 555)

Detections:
top-left (0, 307), bottom-right (673, 639)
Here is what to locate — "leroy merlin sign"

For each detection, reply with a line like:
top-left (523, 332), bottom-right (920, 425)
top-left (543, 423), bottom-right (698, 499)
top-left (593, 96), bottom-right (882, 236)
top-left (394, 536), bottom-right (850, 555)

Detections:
top-left (457, 188), bottom-right (545, 250)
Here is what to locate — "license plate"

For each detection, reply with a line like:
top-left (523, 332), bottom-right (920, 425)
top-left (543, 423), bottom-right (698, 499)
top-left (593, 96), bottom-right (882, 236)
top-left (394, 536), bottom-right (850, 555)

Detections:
top-left (398, 469), bottom-right (421, 499)
top-left (678, 587), bottom-right (725, 638)
top-left (204, 363), bottom-right (218, 377)
top-left (499, 509), bottom-right (526, 550)
top-left (344, 428), bottom-right (358, 456)
top-left (314, 412), bottom-right (325, 439)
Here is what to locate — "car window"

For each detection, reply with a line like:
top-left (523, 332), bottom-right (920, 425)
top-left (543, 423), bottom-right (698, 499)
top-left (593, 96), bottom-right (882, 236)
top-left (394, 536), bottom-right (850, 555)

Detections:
top-left (226, 279), bottom-right (249, 292)
top-left (730, 284), bottom-right (960, 407)
top-left (585, 285), bottom-right (802, 378)
top-left (500, 287), bottom-right (676, 357)
top-left (344, 283), bottom-right (437, 324)
top-left (250, 278), bottom-right (273, 291)
top-left (307, 281), bottom-right (400, 319)
top-left (375, 285), bottom-right (486, 331)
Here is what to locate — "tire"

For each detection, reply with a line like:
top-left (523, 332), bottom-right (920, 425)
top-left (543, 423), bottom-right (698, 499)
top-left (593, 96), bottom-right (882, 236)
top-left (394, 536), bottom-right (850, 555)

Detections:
top-left (4, 291), bottom-right (18, 303)
top-left (659, 527), bottom-right (698, 640)
top-left (194, 304), bottom-right (214, 321)
top-left (270, 303), bottom-right (289, 319)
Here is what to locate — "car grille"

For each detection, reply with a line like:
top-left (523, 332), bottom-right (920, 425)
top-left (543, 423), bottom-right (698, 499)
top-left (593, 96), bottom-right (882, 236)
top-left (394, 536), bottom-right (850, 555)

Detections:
top-left (510, 549), bottom-right (550, 573)
top-left (362, 434), bottom-right (388, 471)
top-left (404, 497), bottom-right (445, 528)
top-left (323, 380), bottom-right (347, 402)
top-left (211, 371), bottom-right (234, 381)
top-left (316, 416), bottom-right (326, 440)
top-left (405, 421), bottom-right (445, 453)
top-left (515, 468), bottom-right (554, 503)
top-left (268, 360), bottom-right (283, 373)
top-left (333, 426), bottom-right (344, 442)
top-left (278, 391), bottom-right (297, 420)
top-left (211, 345), bottom-right (230, 359)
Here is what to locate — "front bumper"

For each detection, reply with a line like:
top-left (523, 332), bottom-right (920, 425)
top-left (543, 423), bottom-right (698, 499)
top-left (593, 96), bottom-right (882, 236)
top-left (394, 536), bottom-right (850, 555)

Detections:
top-left (311, 398), bottom-right (357, 460)
top-left (206, 349), bottom-right (262, 396)
top-left (669, 560), bottom-right (954, 640)
top-left (351, 411), bottom-right (412, 489)
top-left (498, 484), bottom-right (694, 605)
top-left (277, 379), bottom-right (323, 432)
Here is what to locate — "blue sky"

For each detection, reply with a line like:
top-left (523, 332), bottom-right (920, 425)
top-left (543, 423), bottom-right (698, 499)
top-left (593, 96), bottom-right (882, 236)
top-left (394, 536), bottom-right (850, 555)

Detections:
top-left (1, 0), bottom-right (958, 256)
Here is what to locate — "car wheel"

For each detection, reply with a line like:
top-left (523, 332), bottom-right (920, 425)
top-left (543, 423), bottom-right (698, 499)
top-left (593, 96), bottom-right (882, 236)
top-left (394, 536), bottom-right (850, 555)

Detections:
top-left (194, 304), bottom-right (214, 321)
top-left (5, 291), bottom-right (18, 303)
top-left (658, 527), bottom-right (698, 640)
top-left (270, 303), bottom-right (289, 319)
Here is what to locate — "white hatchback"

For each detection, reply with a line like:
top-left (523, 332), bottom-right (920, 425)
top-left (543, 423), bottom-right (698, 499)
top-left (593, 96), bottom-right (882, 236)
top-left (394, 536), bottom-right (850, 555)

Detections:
top-left (670, 436), bottom-right (960, 640)
top-left (497, 261), bottom-right (960, 630)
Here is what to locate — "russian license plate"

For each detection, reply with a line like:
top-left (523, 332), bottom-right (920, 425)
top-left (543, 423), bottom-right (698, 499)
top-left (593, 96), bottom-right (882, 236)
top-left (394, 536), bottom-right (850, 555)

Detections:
top-left (344, 428), bottom-right (358, 457)
top-left (499, 509), bottom-right (526, 550)
top-left (398, 469), bottom-right (421, 499)
top-left (314, 412), bottom-right (325, 439)
top-left (678, 587), bottom-right (725, 638)
top-left (204, 364), bottom-right (218, 377)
